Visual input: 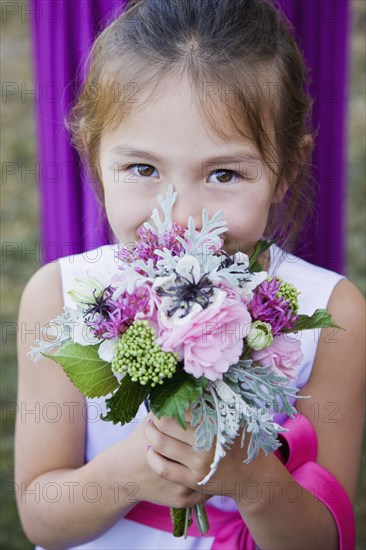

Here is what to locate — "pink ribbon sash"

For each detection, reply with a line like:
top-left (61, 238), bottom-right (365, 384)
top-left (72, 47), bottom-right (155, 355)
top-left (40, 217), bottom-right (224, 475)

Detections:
top-left (126, 500), bottom-right (254, 549)
top-left (274, 414), bottom-right (355, 550)
top-left (125, 414), bottom-right (355, 549)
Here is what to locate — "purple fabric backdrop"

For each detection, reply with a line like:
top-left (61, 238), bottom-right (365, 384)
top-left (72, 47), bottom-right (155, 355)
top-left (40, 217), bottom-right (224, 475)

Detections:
top-left (29, 0), bottom-right (350, 272)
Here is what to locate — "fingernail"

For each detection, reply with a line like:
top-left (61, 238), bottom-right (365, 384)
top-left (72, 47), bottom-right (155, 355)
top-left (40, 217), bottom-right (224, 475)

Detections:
top-left (147, 419), bottom-right (152, 424)
top-left (147, 444), bottom-right (152, 451)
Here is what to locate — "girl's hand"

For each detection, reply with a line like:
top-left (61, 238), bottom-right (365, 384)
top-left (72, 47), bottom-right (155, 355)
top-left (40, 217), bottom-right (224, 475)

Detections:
top-left (144, 412), bottom-right (264, 499)
top-left (121, 413), bottom-right (211, 509)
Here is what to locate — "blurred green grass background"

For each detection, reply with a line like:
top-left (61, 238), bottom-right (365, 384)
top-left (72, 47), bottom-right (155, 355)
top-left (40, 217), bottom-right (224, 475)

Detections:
top-left (1, 0), bottom-right (365, 547)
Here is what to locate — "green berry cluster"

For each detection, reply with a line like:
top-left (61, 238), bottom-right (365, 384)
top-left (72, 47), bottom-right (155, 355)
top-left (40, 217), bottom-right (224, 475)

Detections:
top-left (111, 320), bottom-right (179, 387)
top-left (270, 276), bottom-right (300, 314)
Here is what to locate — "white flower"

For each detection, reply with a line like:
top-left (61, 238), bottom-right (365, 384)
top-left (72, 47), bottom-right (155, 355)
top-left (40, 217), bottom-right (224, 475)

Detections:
top-left (98, 338), bottom-right (117, 362)
top-left (152, 273), bottom-right (176, 291)
top-left (68, 271), bottom-right (110, 305)
top-left (153, 266), bottom-right (225, 328)
top-left (247, 320), bottom-right (273, 350)
top-left (175, 255), bottom-right (201, 283)
top-left (158, 287), bottom-right (226, 329)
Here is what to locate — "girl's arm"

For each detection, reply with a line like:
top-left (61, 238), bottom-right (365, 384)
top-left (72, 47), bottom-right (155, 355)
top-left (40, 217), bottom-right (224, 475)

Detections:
top-left (233, 277), bottom-right (365, 549)
top-left (145, 278), bottom-right (365, 548)
top-left (15, 261), bottom-right (136, 548)
top-left (15, 262), bottom-right (206, 549)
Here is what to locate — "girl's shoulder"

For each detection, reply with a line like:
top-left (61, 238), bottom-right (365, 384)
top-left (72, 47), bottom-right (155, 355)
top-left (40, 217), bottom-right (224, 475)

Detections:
top-left (20, 257), bottom-right (64, 318)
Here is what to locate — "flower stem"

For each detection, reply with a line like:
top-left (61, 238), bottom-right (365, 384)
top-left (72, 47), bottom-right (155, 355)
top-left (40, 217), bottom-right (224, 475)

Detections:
top-left (183, 507), bottom-right (192, 538)
top-left (193, 503), bottom-right (210, 535)
top-left (170, 504), bottom-right (210, 537)
top-left (170, 507), bottom-right (192, 537)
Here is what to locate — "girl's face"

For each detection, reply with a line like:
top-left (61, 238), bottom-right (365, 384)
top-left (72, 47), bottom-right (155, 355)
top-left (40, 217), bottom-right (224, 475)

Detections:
top-left (99, 76), bottom-right (283, 255)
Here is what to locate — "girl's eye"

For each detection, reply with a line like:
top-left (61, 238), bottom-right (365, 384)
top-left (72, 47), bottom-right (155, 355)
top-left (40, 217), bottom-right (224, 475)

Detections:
top-left (208, 169), bottom-right (242, 185)
top-left (119, 164), bottom-right (243, 184)
top-left (124, 164), bottom-right (159, 178)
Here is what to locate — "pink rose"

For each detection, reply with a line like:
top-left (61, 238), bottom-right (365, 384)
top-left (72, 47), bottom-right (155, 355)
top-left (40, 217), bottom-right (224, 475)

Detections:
top-left (252, 334), bottom-right (303, 380)
top-left (156, 298), bottom-right (252, 381)
top-left (218, 279), bottom-right (251, 305)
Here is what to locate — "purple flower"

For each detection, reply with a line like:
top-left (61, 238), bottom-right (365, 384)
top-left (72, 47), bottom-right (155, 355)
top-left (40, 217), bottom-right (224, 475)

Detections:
top-left (249, 278), bottom-right (297, 335)
top-left (118, 223), bottom-right (186, 267)
top-left (84, 285), bottom-right (155, 340)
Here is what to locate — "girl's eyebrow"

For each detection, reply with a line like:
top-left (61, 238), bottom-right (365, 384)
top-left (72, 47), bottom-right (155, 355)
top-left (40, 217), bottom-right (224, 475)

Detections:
top-left (109, 144), bottom-right (262, 165)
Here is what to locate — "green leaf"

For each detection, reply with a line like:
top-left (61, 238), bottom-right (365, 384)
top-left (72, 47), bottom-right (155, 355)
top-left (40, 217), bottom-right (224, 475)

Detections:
top-left (149, 369), bottom-right (208, 429)
top-left (42, 342), bottom-right (118, 398)
top-left (101, 374), bottom-right (151, 425)
top-left (249, 239), bottom-right (275, 272)
top-left (289, 309), bottom-right (344, 332)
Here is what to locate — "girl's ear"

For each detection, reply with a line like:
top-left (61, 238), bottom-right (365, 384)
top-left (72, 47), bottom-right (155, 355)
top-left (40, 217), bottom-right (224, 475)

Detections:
top-left (272, 179), bottom-right (289, 204)
top-left (272, 134), bottom-right (313, 204)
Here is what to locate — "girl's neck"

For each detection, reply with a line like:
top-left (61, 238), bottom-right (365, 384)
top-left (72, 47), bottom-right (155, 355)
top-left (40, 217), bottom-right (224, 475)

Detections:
top-left (260, 249), bottom-right (271, 272)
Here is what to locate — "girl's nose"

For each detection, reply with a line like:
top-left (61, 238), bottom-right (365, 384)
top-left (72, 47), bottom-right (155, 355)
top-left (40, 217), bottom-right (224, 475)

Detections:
top-left (171, 192), bottom-right (202, 231)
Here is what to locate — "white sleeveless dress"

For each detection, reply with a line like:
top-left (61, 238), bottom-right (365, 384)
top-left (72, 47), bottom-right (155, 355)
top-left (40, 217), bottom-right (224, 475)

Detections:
top-left (35, 243), bottom-right (346, 550)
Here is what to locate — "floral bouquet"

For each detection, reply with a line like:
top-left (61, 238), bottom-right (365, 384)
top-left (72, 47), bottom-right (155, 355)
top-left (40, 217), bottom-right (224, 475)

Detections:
top-left (28, 184), bottom-right (338, 538)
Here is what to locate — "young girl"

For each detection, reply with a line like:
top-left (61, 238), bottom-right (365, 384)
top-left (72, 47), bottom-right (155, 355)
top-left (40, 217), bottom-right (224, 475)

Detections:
top-left (16, 0), bottom-right (364, 548)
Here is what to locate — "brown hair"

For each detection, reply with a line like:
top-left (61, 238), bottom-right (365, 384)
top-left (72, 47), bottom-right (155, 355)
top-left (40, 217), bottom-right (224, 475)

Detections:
top-left (66, 0), bottom-right (317, 252)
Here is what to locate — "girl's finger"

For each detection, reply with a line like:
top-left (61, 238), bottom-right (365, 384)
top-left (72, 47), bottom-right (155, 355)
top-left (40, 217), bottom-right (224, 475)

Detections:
top-left (145, 422), bottom-right (197, 467)
top-left (151, 415), bottom-right (195, 445)
top-left (146, 445), bottom-right (195, 488)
